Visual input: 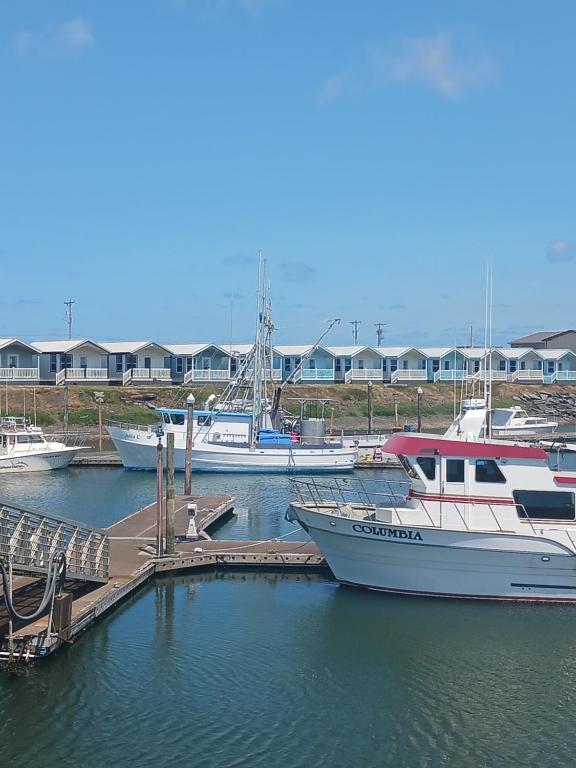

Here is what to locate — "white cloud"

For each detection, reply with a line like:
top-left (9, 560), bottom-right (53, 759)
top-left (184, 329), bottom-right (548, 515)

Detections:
top-left (318, 72), bottom-right (353, 105)
top-left (14, 18), bottom-right (94, 57)
top-left (378, 33), bottom-right (496, 97)
top-left (547, 240), bottom-right (576, 263)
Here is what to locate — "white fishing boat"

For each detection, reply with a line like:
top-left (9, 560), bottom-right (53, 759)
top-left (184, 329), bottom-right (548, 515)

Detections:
top-left (0, 417), bottom-right (83, 473)
top-left (108, 259), bottom-right (356, 473)
top-left (490, 406), bottom-right (557, 436)
top-left (288, 419), bottom-right (576, 601)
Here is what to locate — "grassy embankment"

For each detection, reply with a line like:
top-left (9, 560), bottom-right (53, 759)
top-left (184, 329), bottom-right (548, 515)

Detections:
top-left (0, 382), bottom-right (561, 430)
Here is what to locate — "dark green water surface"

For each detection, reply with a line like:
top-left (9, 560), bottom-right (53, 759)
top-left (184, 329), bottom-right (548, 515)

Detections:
top-left (0, 469), bottom-right (575, 767)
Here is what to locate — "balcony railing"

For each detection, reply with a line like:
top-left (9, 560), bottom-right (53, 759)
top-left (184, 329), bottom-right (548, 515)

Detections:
top-left (555, 370), bottom-right (576, 381)
top-left (122, 367), bottom-right (172, 385)
top-left (184, 369), bottom-right (230, 383)
top-left (56, 367), bottom-right (109, 385)
top-left (344, 368), bottom-right (382, 383)
top-left (467, 369), bottom-right (508, 381)
top-left (433, 370), bottom-right (467, 382)
top-left (390, 369), bottom-right (427, 384)
top-left (0, 367), bottom-right (40, 381)
top-left (300, 368), bottom-right (334, 382)
top-left (508, 369), bottom-right (543, 382)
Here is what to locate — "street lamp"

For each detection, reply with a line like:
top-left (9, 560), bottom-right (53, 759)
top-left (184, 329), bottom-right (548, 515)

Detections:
top-left (94, 391), bottom-right (105, 452)
top-left (416, 387), bottom-right (423, 433)
top-left (184, 393), bottom-right (195, 496)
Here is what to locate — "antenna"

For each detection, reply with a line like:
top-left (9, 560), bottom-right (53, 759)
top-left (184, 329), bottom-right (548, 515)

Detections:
top-left (350, 320), bottom-right (362, 345)
top-left (64, 299), bottom-right (76, 340)
top-left (374, 323), bottom-right (387, 347)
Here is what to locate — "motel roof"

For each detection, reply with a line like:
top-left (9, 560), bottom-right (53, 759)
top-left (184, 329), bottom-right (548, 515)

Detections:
top-left (100, 341), bottom-right (172, 355)
top-left (33, 340), bottom-right (108, 354)
top-left (0, 338), bottom-right (40, 353)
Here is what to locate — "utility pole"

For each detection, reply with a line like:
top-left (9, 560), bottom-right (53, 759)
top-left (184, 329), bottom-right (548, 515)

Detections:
top-left (375, 323), bottom-right (387, 347)
top-left (367, 381), bottom-right (373, 435)
top-left (94, 391), bottom-right (105, 451)
top-left (350, 320), bottom-right (362, 345)
top-left (64, 299), bottom-right (76, 340)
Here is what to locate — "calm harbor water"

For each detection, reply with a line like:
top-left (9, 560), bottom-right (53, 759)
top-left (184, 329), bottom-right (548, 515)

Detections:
top-left (1, 468), bottom-right (576, 767)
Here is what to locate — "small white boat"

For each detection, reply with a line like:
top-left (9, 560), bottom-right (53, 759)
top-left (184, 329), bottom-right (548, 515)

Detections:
top-left (288, 421), bottom-right (576, 601)
top-left (0, 417), bottom-right (83, 473)
top-left (490, 406), bottom-right (557, 436)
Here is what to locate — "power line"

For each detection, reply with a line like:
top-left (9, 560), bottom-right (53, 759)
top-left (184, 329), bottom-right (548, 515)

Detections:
top-left (350, 320), bottom-right (362, 345)
top-left (64, 299), bottom-right (76, 340)
top-left (374, 323), bottom-right (387, 346)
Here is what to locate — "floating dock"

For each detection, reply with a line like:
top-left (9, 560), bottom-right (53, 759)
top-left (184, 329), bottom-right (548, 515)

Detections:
top-left (0, 494), bottom-right (324, 662)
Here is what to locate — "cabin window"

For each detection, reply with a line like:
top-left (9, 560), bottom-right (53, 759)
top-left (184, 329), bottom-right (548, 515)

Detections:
top-left (398, 454), bottom-right (417, 479)
top-left (475, 459), bottom-right (506, 483)
top-left (197, 415), bottom-right (212, 427)
top-left (499, 360), bottom-right (506, 371)
top-left (176, 357), bottom-right (183, 374)
top-left (115, 355), bottom-right (123, 373)
top-left (8, 355), bottom-right (18, 368)
top-left (416, 457), bottom-right (436, 480)
top-left (513, 490), bottom-right (575, 521)
top-left (168, 414), bottom-right (184, 425)
top-left (446, 459), bottom-right (464, 483)
top-left (390, 359), bottom-right (398, 372)
top-left (432, 359), bottom-right (439, 372)
top-left (163, 414), bottom-right (171, 424)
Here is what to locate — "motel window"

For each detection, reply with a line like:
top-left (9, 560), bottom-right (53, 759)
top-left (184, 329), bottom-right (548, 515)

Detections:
top-left (309, 359), bottom-right (316, 369)
top-left (536, 361), bottom-right (542, 370)
top-left (335, 359), bottom-right (342, 373)
top-left (446, 459), bottom-right (464, 483)
top-left (520, 361), bottom-right (526, 370)
top-left (127, 355), bottom-right (137, 369)
top-left (80, 356), bottom-right (87, 368)
top-left (164, 357), bottom-right (171, 369)
top-left (8, 355), bottom-right (18, 368)
top-left (295, 358), bottom-right (301, 367)
top-left (345, 358), bottom-right (352, 372)
top-left (416, 457), bottom-right (436, 480)
top-left (186, 357), bottom-right (193, 372)
top-left (444, 360), bottom-right (450, 370)
top-left (509, 361), bottom-right (517, 373)
top-left (475, 459), bottom-right (506, 484)
top-left (176, 358), bottom-right (184, 374)
top-left (115, 355), bottom-right (123, 373)
top-left (513, 490), bottom-right (575, 521)
top-left (144, 357), bottom-right (152, 369)
top-left (390, 359), bottom-right (398, 372)
top-left (358, 359), bottom-right (364, 370)
top-left (62, 354), bottom-right (72, 369)
top-left (474, 360), bottom-right (480, 373)
top-left (403, 360), bottom-right (408, 369)
top-left (432, 359), bottom-right (439, 372)
top-left (285, 359), bottom-right (291, 373)
top-left (547, 362), bottom-right (554, 374)
top-left (499, 360), bottom-right (506, 371)
top-left (382, 360), bottom-right (387, 372)
top-left (230, 358), bottom-right (237, 375)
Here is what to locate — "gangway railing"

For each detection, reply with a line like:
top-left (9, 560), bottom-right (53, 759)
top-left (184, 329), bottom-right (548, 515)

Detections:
top-left (0, 501), bottom-right (109, 583)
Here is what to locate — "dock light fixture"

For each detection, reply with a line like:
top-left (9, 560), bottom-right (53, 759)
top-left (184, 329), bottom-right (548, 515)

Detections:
top-left (94, 391), bottom-right (105, 452)
top-left (416, 387), bottom-right (423, 433)
top-left (185, 394), bottom-right (195, 496)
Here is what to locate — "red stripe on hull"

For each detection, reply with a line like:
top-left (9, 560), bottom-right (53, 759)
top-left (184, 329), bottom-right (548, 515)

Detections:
top-left (554, 476), bottom-right (576, 485)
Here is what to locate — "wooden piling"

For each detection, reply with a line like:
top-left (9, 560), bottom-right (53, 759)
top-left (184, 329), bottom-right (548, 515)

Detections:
top-left (165, 433), bottom-right (175, 555)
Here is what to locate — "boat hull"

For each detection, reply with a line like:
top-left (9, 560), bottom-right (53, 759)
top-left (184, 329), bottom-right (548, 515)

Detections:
top-left (0, 448), bottom-right (80, 474)
top-left (288, 503), bottom-right (576, 601)
top-left (108, 427), bottom-right (356, 472)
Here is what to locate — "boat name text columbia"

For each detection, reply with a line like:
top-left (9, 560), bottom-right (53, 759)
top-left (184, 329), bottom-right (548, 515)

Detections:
top-left (351, 524), bottom-right (423, 541)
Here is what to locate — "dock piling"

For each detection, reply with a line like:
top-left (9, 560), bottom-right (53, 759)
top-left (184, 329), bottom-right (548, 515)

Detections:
top-left (165, 432), bottom-right (175, 554)
top-left (184, 394), bottom-right (195, 495)
top-left (156, 429), bottom-right (164, 557)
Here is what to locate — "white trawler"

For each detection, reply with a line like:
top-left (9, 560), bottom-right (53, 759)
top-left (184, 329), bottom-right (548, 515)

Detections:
top-left (108, 260), bottom-right (356, 473)
top-left (288, 400), bottom-right (576, 601)
top-left (0, 417), bottom-right (83, 473)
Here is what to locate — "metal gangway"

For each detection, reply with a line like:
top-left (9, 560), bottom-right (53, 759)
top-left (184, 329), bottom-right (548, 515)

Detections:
top-left (0, 501), bottom-right (109, 584)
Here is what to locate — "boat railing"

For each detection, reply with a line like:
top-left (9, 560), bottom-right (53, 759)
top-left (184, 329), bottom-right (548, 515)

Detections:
top-left (290, 477), bottom-right (539, 536)
top-left (106, 419), bottom-right (156, 433)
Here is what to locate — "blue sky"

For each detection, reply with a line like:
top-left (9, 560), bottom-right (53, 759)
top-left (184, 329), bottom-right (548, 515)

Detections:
top-left (1, 0), bottom-right (575, 347)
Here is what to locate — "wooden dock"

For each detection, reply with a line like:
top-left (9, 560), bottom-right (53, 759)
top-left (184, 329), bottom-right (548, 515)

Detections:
top-left (1, 493), bottom-right (324, 661)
